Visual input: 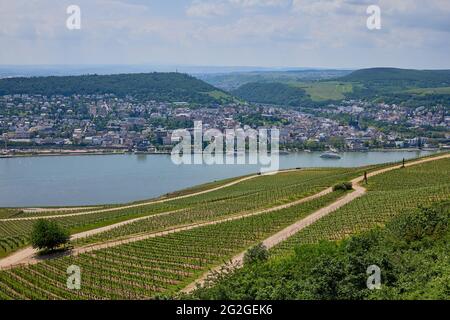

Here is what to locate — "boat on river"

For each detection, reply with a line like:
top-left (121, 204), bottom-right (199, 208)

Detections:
top-left (320, 152), bottom-right (342, 159)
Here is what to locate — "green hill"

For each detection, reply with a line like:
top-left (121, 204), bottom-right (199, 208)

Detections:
top-left (340, 68), bottom-right (450, 85)
top-left (231, 82), bottom-right (311, 106)
top-left (198, 69), bottom-right (352, 91)
top-left (230, 68), bottom-right (450, 107)
top-left (339, 68), bottom-right (450, 106)
top-left (0, 72), bottom-right (233, 104)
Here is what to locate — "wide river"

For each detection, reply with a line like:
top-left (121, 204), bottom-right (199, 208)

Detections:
top-left (0, 150), bottom-right (437, 207)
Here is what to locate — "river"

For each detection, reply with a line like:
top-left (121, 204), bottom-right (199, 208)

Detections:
top-left (0, 150), bottom-right (437, 207)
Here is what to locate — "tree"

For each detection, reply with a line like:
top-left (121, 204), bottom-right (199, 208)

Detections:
top-left (244, 243), bottom-right (269, 266)
top-left (30, 219), bottom-right (70, 252)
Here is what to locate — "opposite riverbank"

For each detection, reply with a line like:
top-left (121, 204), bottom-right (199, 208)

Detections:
top-left (0, 147), bottom-right (443, 159)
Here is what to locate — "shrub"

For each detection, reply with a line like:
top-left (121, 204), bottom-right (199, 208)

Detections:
top-left (30, 219), bottom-right (70, 252)
top-left (333, 182), bottom-right (353, 192)
top-left (387, 204), bottom-right (449, 243)
top-left (244, 243), bottom-right (269, 266)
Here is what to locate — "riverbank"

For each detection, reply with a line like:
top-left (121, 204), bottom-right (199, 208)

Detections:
top-left (0, 150), bottom-right (439, 208)
top-left (0, 147), bottom-right (443, 159)
top-left (0, 149), bottom-right (171, 158)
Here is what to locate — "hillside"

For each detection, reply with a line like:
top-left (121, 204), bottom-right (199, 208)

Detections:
top-left (198, 69), bottom-right (352, 91)
top-left (190, 158), bottom-right (450, 300)
top-left (340, 68), bottom-right (450, 85)
top-left (231, 82), bottom-right (311, 106)
top-left (191, 201), bottom-right (450, 300)
top-left (230, 68), bottom-right (450, 107)
top-left (339, 68), bottom-right (450, 106)
top-left (0, 73), bottom-right (233, 104)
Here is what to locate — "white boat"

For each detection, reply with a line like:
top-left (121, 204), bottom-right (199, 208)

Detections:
top-left (320, 152), bottom-right (342, 159)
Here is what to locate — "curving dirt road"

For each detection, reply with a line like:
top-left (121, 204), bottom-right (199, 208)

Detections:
top-left (180, 153), bottom-right (450, 293)
top-left (0, 185), bottom-right (334, 268)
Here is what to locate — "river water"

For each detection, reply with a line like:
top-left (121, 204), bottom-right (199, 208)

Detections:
top-left (0, 150), bottom-right (437, 207)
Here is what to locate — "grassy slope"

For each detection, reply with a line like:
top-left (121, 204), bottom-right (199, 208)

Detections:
top-left (288, 81), bottom-right (354, 101)
top-left (403, 86), bottom-right (450, 95)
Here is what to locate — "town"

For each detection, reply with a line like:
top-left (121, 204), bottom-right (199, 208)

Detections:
top-left (0, 93), bottom-right (448, 156)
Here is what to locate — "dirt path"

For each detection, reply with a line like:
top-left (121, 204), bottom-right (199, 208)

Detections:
top-left (21, 207), bottom-right (97, 214)
top-left (180, 153), bottom-right (450, 293)
top-left (0, 185), bottom-right (333, 269)
top-left (1, 154), bottom-right (448, 270)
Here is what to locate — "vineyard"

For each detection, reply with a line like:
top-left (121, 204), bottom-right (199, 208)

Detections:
top-left (0, 167), bottom-right (370, 257)
top-left (271, 157), bottom-right (450, 255)
top-left (0, 155), bottom-right (447, 300)
top-left (73, 168), bottom-right (364, 246)
top-left (0, 190), bottom-right (346, 299)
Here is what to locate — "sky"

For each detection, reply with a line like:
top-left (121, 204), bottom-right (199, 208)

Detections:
top-left (1, 0), bottom-right (450, 69)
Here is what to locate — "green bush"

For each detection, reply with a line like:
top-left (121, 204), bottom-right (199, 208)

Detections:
top-left (30, 219), bottom-right (70, 252)
top-left (244, 243), bottom-right (269, 266)
top-left (332, 182), bottom-right (353, 191)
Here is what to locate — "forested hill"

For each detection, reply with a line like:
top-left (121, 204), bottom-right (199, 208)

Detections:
top-left (0, 72), bottom-right (233, 104)
top-left (340, 68), bottom-right (450, 86)
top-left (338, 68), bottom-right (450, 106)
top-left (232, 82), bottom-right (311, 107)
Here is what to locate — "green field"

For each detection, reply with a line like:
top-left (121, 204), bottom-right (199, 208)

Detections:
top-left (288, 81), bottom-right (354, 101)
top-left (205, 90), bottom-right (233, 100)
top-left (403, 86), bottom-right (450, 95)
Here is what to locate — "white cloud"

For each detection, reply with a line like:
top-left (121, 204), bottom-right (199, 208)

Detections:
top-left (0, 0), bottom-right (449, 67)
top-left (186, 1), bottom-right (229, 18)
top-left (186, 0), bottom-right (290, 18)
top-left (229, 0), bottom-right (290, 8)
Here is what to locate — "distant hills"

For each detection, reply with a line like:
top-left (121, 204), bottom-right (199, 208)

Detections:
top-left (1, 68), bottom-right (449, 107)
top-left (198, 69), bottom-right (352, 91)
top-left (0, 72), bottom-right (233, 105)
top-left (340, 68), bottom-right (450, 84)
top-left (231, 68), bottom-right (450, 107)
top-left (338, 68), bottom-right (450, 106)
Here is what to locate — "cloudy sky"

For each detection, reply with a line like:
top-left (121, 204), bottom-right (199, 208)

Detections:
top-left (1, 0), bottom-right (449, 69)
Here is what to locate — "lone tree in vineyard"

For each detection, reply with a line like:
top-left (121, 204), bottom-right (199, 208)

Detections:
top-left (30, 219), bottom-right (70, 252)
